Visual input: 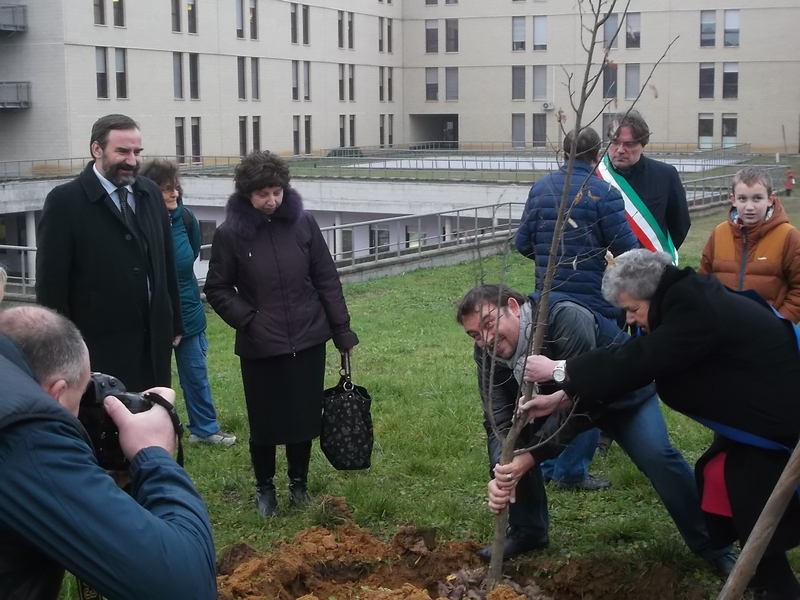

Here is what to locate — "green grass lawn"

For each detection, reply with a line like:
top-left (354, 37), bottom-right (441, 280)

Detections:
top-left (58, 191), bottom-right (800, 599)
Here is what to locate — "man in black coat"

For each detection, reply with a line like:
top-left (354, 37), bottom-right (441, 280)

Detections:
top-left (36, 114), bottom-right (183, 392)
top-left (605, 110), bottom-right (691, 252)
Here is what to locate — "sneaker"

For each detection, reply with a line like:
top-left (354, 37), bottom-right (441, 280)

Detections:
top-left (187, 431), bottom-right (237, 446)
top-left (551, 474), bottom-right (611, 491)
top-left (709, 552), bottom-right (737, 577)
top-left (477, 528), bottom-right (549, 563)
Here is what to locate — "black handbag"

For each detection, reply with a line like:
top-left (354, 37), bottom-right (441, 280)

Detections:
top-left (320, 353), bottom-right (374, 470)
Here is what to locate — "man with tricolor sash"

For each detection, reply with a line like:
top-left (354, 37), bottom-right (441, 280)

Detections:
top-left (598, 111), bottom-right (691, 265)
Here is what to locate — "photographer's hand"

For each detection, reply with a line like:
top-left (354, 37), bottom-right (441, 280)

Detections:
top-left (104, 387), bottom-right (178, 460)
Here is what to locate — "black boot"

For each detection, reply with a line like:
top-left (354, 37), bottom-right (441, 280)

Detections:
top-left (286, 441), bottom-right (312, 506)
top-left (250, 441), bottom-right (278, 517)
top-left (256, 482), bottom-right (278, 518)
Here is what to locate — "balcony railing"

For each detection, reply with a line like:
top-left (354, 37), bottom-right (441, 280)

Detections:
top-left (0, 82), bottom-right (31, 108)
top-left (0, 4), bottom-right (27, 33)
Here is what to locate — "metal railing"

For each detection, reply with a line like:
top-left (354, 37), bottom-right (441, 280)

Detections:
top-left (0, 82), bottom-right (30, 108)
top-left (0, 142), bottom-right (759, 182)
top-left (0, 4), bottom-right (26, 31)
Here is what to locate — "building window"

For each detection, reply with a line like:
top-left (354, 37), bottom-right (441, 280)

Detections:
top-left (721, 113), bottom-right (737, 147)
top-left (115, 48), bottom-right (127, 99)
top-left (339, 64), bottom-right (345, 101)
top-left (602, 64), bottom-right (617, 98)
top-left (512, 66), bottom-right (525, 100)
top-left (348, 64), bottom-right (355, 100)
top-left (199, 221), bottom-right (216, 260)
top-left (303, 61), bottom-right (311, 101)
top-left (532, 113), bottom-right (546, 148)
top-left (512, 16), bottom-right (525, 51)
top-left (249, 0), bottom-right (258, 39)
top-left (426, 0), bottom-right (437, 4)
top-left (379, 17), bottom-right (384, 52)
top-left (724, 10), bottom-right (739, 47)
top-left (426, 67), bottom-right (438, 101)
top-left (339, 114), bottom-right (346, 147)
top-left (698, 113), bottom-right (713, 149)
top-left (388, 114), bottom-right (394, 146)
top-left (379, 114), bottom-right (385, 147)
top-left (236, 0), bottom-right (244, 38)
top-left (445, 19), bottom-right (458, 52)
top-left (626, 12), bottom-right (640, 48)
top-left (388, 66), bottom-right (394, 101)
top-left (379, 66), bottom-right (385, 101)
top-left (96, 47), bottom-right (108, 99)
top-left (175, 117), bottom-right (186, 163)
top-left (187, 0), bottom-right (197, 33)
top-left (302, 4), bottom-right (309, 45)
top-left (387, 18), bottom-right (393, 53)
top-left (533, 15), bottom-right (547, 50)
top-left (171, 0), bottom-right (181, 31)
top-left (191, 116), bottom-right (201, 162)
top-left (625, 63), bottom-right (640, 100)
top-left (290, 3), bottom-right (297, 43)
top-left (252, 116), bottom-right (261, 151)
top-left (604, 12), bottom-right (618, 49)
top-left (532, 65), bottom-right (546, 101)
top-left (406, 226), bottom-right (425, 248)
top-left (239, 116), bottom-right (248, 157)
top-left (349, 114), bottom-right (356, 146)
top-left (292, 115), bottom-right (300, 155)
top-left (369, 226), bottom-right (390, 255)
top-left (512, 113), bottom-right (525, 149)
top-left (237, 57), bottom-right (246, 99)
top-left (94, 0), bottom-right (106, 25)
top-left (112, 0), bottom-right (124, 27)
top-left (445, 67), bottom-right (458, 101)
top-left (292, 60), bottom-right (299, 100)
top-left (338, 11), bottom-right (344, 48)
top-left (173, 53), bottom-right (184, 99)
top-left (722, 62), bottom-right (738, 99)
top-left (426, 19), bottom-right (438, 53)
top-left (699, 62), bottom-right (714, 98)
top-left (251, 57), bottom-right (260, 100)
top-left (339, 228), bottom-right (353, 260)
top-left (348, 12), bottom-right (354, 49)
top-left (445, 0), bottom-right (457, 4)
top-left (700, 10), bottom-right (715, 47)
top-left (189, 53), bottom-right (199, 99)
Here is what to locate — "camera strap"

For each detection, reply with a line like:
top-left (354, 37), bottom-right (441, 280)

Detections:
top-left (142, 391), bottom-right (185, 467)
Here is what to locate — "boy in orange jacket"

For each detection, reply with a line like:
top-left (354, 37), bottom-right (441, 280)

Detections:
top-left (699, 166), bottom-right (800, 322)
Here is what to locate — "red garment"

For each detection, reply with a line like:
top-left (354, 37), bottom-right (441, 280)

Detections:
top-left (787, 169), bottom-right (794, 191)
top-left (702, 452), bottom-right (733, 517)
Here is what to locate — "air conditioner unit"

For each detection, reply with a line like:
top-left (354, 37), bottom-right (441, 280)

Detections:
top-left (542, 102), bottom-right (555, 111)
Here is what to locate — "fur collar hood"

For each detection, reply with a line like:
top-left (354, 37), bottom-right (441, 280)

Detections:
top-left (224, 187), bottom-right (304, 239)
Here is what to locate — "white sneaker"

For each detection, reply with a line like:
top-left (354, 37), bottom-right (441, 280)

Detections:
top-left (187, 431), bottom-right (237, 446)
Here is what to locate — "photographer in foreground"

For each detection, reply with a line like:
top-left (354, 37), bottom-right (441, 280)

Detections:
top-left (0, 306), bottom-right (216, 600)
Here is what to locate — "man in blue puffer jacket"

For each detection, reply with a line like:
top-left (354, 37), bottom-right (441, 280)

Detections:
top-left (515, 127), bottom-right (639, 323)
top-left (515, 127), bottom-right (640, 490)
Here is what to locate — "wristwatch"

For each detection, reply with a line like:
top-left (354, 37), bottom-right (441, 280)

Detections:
top-left (551, 360), bottom-right (567, 384)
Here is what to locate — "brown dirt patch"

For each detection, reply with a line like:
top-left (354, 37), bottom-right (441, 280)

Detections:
top-left (216, 497), bottom-right (702, 600)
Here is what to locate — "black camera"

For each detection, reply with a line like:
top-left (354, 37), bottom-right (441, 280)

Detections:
top-left (78, 373), bottom-right (153, 471)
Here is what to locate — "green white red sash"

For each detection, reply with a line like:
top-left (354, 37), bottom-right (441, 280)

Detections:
top-left (596, 155), bottom-right (678, 265)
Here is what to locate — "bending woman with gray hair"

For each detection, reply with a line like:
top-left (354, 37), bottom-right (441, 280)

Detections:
top-left (515, 249), bottom-right (800, 599)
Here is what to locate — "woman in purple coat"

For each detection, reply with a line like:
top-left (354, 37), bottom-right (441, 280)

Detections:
top-left (204, 152), bottom-right (358, 518)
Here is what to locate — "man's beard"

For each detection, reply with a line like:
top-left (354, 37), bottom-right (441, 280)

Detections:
top-left (102, 157), bottom-right (139, 186)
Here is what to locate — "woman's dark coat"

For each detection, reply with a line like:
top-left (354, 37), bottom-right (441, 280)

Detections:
top-left (204, 188), bottom-right (358, 359)
top-left (565, 266), bottom-right (800, 552)
top-left (35, 162), bottom-right (183, 392)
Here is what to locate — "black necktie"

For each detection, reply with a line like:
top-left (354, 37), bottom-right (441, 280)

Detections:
top-left (117, 187), bottom-right (142, 245)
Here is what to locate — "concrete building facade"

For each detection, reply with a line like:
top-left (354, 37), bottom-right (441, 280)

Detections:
top-left (1, 0), bottom-right (799, 162)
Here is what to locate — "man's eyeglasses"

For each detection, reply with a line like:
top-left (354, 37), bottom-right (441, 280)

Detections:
top-left (609, 140), bottom-right (642, 149)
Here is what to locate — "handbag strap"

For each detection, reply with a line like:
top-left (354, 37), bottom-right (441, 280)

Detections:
top-left (340, 352), bottom-right (354, 391)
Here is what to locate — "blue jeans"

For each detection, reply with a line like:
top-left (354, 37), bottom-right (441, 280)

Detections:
top-left (174, 332), bottom-right (220, 438)
top-left (598, 395), bottom-right (731, 561)
top-left (539, 428), bottom-right (600, 484)
top-left (502, 395), bottom-right (731, 560)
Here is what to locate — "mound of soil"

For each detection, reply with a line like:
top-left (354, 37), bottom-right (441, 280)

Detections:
top-left (216, 496), bottom-right (700, 600)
